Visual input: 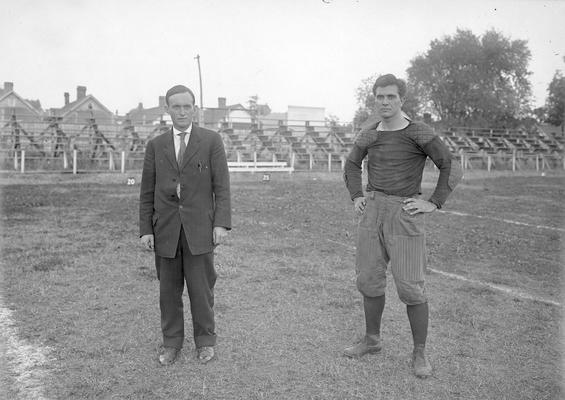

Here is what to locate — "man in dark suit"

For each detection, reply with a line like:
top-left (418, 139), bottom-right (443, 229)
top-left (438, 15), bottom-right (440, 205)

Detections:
top-left (139, 84), bottom-right (231, 365)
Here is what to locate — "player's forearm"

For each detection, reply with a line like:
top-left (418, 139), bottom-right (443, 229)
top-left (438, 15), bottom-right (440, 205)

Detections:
top-left (423, 137), bottom-right (462, 208)
top-left (428, 156), bottom-right (462, 208)
top-left (343, 159), bottom-right (364, 200)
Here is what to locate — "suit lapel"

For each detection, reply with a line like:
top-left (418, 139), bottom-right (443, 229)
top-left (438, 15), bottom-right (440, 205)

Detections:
top-left (163, 129), bottom-right (177, 169)
top-left (181, 126), bottom-right (201, 169)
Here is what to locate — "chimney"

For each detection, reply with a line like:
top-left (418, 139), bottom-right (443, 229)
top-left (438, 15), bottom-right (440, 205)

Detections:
top-left (138, 102), bottom-right (143, 110)
top-left (4, 82), bottom-right (14, 91)
top-left (218, 97), bottom-right (226, 108)
top-left (64, 92), bottom-right (70, 106)
top-left (159, 96), bottom-right (166, 108)
top-left (77, 85), bottom-right (87, 100)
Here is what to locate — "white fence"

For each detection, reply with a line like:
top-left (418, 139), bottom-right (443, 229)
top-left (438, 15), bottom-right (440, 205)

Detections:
top-left (3, 149), bottom-right (352, 174)
top-left (4, 147), bottom-right (564, 175)
top-left (458, 151), bottom-right (565, 172)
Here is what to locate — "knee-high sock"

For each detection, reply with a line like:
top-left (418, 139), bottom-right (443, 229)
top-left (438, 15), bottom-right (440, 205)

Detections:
top-left (407, 302), bottom-right (428, 346)
top-left (364, 295), bottom-right (385, 336)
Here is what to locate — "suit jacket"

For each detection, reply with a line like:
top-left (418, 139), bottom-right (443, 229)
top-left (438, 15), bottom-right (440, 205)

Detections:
top-left (139, 126), bottom-right (231, 257)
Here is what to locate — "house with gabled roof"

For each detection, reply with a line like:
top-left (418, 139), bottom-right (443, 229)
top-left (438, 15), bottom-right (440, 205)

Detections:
top-left (49, 86), bottom-right (115, 124)
top-left (0, 82), bottom-right (43, 122)
top-left (126, 96), bottom-right (169, 125)
top-left (202, 97), bottom-right (254, 130)
top-left (128, 96), bottom-right (256, 130)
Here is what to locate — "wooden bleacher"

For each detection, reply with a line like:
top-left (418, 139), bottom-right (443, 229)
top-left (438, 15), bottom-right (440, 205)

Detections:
top-left (219, 122), bottom-right (562, 169)
top-left (437, 126), bottom-right (564, 155)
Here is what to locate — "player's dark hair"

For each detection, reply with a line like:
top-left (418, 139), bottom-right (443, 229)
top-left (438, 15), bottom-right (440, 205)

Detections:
top-left (165, 85), bottom-right (196, 105)
top-left (372, 74), bottom-right (407, 98)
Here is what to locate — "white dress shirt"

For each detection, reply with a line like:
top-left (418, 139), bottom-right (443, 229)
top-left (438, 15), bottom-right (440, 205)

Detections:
top-left (173, 124), bottom-right (192, 198)
top-left (173, 124), bottom-right (192, 157)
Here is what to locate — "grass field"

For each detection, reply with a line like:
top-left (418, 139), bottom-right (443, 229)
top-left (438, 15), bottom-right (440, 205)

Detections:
top-left (1, 169), bottom-right (563, 400)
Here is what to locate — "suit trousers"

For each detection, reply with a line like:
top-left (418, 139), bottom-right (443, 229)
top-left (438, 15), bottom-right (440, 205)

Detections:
top-left (156, 227), bottom-right (217, 349)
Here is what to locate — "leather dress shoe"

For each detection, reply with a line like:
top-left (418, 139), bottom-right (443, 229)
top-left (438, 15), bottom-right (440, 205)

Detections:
top-left (159, 347), bottom-right (179, 366)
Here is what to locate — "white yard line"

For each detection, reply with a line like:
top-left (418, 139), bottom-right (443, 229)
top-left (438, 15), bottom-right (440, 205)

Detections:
top-left (438, 210), bottom-right (565, 232)
top-left (325, 239), bottom-right (561, 307)
top-left (426, 268), bottom-right (561, 307)
top-left (0, 297), bottom-right (52, 400)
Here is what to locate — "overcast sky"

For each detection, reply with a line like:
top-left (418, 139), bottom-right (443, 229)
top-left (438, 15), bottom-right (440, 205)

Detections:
top-left (1, 0), bottom-right (564, 121)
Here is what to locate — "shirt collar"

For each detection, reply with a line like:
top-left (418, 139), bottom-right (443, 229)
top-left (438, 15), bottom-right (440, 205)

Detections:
top-left (173, 123), bottom-right (192, 136)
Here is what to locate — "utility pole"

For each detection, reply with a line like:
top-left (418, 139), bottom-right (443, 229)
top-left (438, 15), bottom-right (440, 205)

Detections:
top-left (195, 54), bottom-right (204, 126)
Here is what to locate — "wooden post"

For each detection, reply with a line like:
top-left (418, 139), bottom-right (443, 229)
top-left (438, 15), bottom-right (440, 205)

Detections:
top-left (237, 152), bottom-right (241, 163)
top-left (535, 154), bottom-right (539, 171)
top-left (73, 149), bottom-right (78, 174)
top-left (272, 153), bottom-right (276, 163)
top-left (253, 151), bottom-right (257, 173)
top-left (20, 150), bottom-right (25, 173)
top-left (328, 152), bottom-right (332, 172)
top-left (341, 155), bottom-right (346, 170)
top-left (291, 152), bottom-right (295, 173)
top-left (460, 152), bottom-right (465, 171)
top-left (121, 151), bottom-right (126, 174)
top-left (487, 155), bottom-right (492, 172)
top-left (541, 155), bottom-right (550, 170)
top-left (109, 151), bottom-right (114, 170)
top-left (63, 151), bottom-right (68, 169)
top-left (309, 153), bottom-right (313, 170)
top-left (14, 150), bottom-right (18, 171)
top-left (512, 150), bottom-right (516, 172)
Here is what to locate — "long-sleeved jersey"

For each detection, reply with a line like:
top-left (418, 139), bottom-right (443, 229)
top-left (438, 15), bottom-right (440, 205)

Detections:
top-left (343, 121), bottom-right (462, 208)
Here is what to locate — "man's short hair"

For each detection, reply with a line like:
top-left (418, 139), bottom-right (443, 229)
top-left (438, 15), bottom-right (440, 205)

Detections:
top-left (165, 85), bottom-right (196, 105)
top-left (372, 74), bottom-right (407, 98)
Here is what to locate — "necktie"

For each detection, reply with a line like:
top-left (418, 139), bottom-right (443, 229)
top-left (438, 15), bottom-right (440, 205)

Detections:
top-left (176, 132), bottom-right (187, 198)
top-left (177, 132), bottom-right (187, 166)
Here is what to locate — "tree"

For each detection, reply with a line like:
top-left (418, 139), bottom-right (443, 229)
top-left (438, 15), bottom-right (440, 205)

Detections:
top-left (247, 95), bottom-right (259, 124)
top-left (532, 107), bottom-right (547, 124)
top-left (247, 95), bottom-right (271, 126)
top-left (407, 29), bottom-right (532, 128)
top-left (545, 71), bottom-right (565, 131)
top-left (353, 74), bottom-right (378, 128)
top-left (325, 114), bottom-right (340, 126)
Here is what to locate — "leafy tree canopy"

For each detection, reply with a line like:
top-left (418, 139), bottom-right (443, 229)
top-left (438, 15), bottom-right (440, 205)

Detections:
top-left (545, 71), bottom-right (565, 128)
top-left (407, 29), bottom-right (532, 128)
